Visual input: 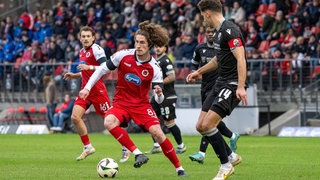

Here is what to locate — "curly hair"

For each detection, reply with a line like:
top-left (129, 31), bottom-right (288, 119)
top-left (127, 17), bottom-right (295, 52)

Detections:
top-left (135, 21), bottom-right (169, 49)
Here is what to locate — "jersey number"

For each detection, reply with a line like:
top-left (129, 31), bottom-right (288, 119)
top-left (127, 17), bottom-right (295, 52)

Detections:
top-left (218, 88), bottom-right (232, 100)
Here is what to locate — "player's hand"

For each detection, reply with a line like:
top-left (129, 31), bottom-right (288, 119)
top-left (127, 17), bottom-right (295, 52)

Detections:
top-left (236, 87), bottom-right (248, 106)
top-left (186, 71), bottom-right (199, 83)
top-left (79, 88), bottom-right (90, 100)
top-left (77, 64), bottom-right (89, 71)
top-left (153, 85), bottom-right (162, 97)
top-left (63, 72), bottom-right (73, 80)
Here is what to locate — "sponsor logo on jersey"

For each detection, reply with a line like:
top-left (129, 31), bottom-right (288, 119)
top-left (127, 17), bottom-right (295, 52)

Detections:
top-left (125, 73), bottom-right (141, 85)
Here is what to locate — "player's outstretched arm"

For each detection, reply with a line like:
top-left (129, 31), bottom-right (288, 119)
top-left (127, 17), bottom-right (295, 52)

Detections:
top-left (63, 72), bottom-right (81, 80)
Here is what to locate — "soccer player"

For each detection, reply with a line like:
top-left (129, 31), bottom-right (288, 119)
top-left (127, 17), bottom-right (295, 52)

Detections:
top-left (63, 26), bottom-right (111, 161)
top-left (79, 21), bottom-right (188, 176)
top-left (145, 45), bottom-right (186, 154)
top-left (188, 26), bottom-right (240, 164)
top-left (186, 1), bottom-right (248, 179)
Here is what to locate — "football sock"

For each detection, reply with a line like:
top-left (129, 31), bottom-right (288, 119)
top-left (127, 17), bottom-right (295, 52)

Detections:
top-left (175, 167), bottom-right (184, 172)
top-left (177, 143), bottom-right (185, 149)
top-left (231, 132), bottom-right (237, 140)
top-left (221, 162), bottom-right (232, 169)
top-left (167, 123), bottom-right (183, 145)
top-left (199, 136), bottom-right (209, 153)
top-left (202, 128), bottom-right (229, 164)
top-left (132, 149), bottom-right (143, 156)
top-left (151, 136), bottom-right (160, 147)
top-left (109, 126), bottom-right (137, 152)
top-left (199, 151), bottom-right (206, 157)
top-left (160, 138), bottom-right (181, 168)
top-left (80, 134), bottom-right (90, 146)
top-left (217, 121), bottom-right (233, 138)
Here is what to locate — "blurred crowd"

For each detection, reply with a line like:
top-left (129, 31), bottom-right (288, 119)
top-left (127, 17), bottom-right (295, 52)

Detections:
top-left (0, 0), bottom-right (319, 91)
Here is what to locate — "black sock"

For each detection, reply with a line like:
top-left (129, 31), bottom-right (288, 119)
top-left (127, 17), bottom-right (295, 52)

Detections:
top-left (168, 124), bottom-right (182, 145)
top-left (205, 130), bottom-right (229, 164)
top-left (199, 136), bottom-right (209, 153)
top-left (217, 121), bottom-right (233, 138)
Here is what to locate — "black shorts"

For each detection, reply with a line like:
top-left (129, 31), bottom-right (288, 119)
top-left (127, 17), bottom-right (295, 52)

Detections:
top-left (202, 82), bottom-right (240, 118)
top-left (151, 96), bottom-right (177, 121)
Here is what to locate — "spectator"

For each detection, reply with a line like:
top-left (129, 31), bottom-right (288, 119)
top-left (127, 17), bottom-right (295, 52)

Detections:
top-left (52, 16), bottom-right (68, 39)
top-left (180, 32), bottom-right (198, 67)
top-left (245, 26), bottom-right (261, 52)
top-left (306, 34), bottom-right (319, 67)
top-left (265, 10), bottom-right (287, 41)
top-left (172, 36), bottom-right (184, 64)
top-left (51, 93), bottom-right (74, 132)
top-left (43, 75), bottom-right (57, 127)
top-left (138, 2), bottom-right (153, 22)
top-left (230, 1), bottom-right (246, 29)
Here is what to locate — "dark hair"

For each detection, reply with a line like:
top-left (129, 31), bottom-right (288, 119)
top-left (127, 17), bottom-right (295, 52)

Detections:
top-left (135, 21), bottom-right (169, 49)
top-left (197, 0), bottom-right (222, 13)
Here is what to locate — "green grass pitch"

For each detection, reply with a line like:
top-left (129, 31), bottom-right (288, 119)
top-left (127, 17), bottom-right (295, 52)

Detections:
top-left (1, 133), bottom-right (320, 180)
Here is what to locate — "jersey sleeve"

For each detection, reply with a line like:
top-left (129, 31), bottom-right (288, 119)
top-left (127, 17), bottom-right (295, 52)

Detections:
top-left (92, 44), bottom-right (106, 63)
top-left (110, 49), bottom-right (135, 67)
top-left (152, 61), bottom-right (163, 84)
top-left (191, 45), bottom-right (201, 70)
top-left (225, 25), bottom-right (244, 51)
top-left (163, 58), bottom-right (175, 76)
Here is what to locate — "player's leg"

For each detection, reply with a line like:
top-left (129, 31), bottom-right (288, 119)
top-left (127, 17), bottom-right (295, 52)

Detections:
top-left (162, 98), bottom-right (186, 154)
top-left (217, 121), bottom-right (240, 152)
top-left (71, 104), bottom-right (95, 161)
top-left (145, 136), bottom-right (162, 154)
top-left (199, 111), bottom-right (234, 180)
top-left (145, 99), bottom-right (163, 154)
top-left (105, 107), bottom-right (148, 168)
top-left (189, 136), bottom-right (208, 163)
top-left (148, 124), bottom-right (187, 177)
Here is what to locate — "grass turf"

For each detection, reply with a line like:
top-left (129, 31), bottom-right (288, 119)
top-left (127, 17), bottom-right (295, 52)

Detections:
top-left (1, 133), bottom-right (320, 180)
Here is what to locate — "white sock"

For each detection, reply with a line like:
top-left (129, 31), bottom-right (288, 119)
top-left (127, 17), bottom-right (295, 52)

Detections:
top-left (178, 143), bottom-right (184, 148)
top-left (228, 152), bottom-right (237, 159)
top-left (221, 162), bottom-right (232, 169)
top-left (175, 166), bottom-right (184, 172)
top-left (231, 133), bottom-right (236, 140)
top-left (132, 149), bottom-right (143, 156)
top-left (154, 142), bottom-right (160, 147)
top-left (199, 151), bottom-right (206, 157)
top-left (84, 144), bottom-right (92, 149)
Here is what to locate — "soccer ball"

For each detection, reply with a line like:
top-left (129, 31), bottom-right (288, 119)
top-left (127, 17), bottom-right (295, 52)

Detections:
top-left (97, 158), bottom-right (119, 178)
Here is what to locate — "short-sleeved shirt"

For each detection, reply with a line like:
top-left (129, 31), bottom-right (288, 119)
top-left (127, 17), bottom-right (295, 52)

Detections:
top-left (213, 19), bottom-right (247, 85)
top-left (191, 42), bottom-right (218, 102)
top-left (74, 43), bottom-right (111, 115)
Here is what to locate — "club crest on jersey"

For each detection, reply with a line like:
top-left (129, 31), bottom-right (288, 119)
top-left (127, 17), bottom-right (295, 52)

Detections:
top-left (86, 52), bottom-right (91, 57)
top-left (125, 73), bottom-right (141, 85)
top-left (233, 39), bottom-right (240, 47)
top-left (141, 69), bottom-right (149, 77)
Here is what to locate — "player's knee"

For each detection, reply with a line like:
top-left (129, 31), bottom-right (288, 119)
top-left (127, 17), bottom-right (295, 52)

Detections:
top-left (71, 114), bottom-right (81, 124)
top-left (104, 116), bottom-right (119, 130)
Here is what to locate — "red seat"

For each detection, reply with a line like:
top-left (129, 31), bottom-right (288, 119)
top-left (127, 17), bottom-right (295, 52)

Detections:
top-left (255, 4), bottom-right (268, 16)
top-left (256, 15), bottom-right (264, 27)
top-left (29, 107), bottom-right (37, 113)
top-left (311, 26), bottom-right (319, 35)
top-left (17, 107), bottom-right (25, 113)
top-left (307, 66), bottom-right (320, 79)
top-left (39, 107), bottom-right (47, 113)
top-left (266, 3), bottom-right (277, 17)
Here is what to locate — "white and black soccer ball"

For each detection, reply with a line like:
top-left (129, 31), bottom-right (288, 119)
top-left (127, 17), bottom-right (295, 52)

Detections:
top-left (97, 158), bottom-right (119, 178)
